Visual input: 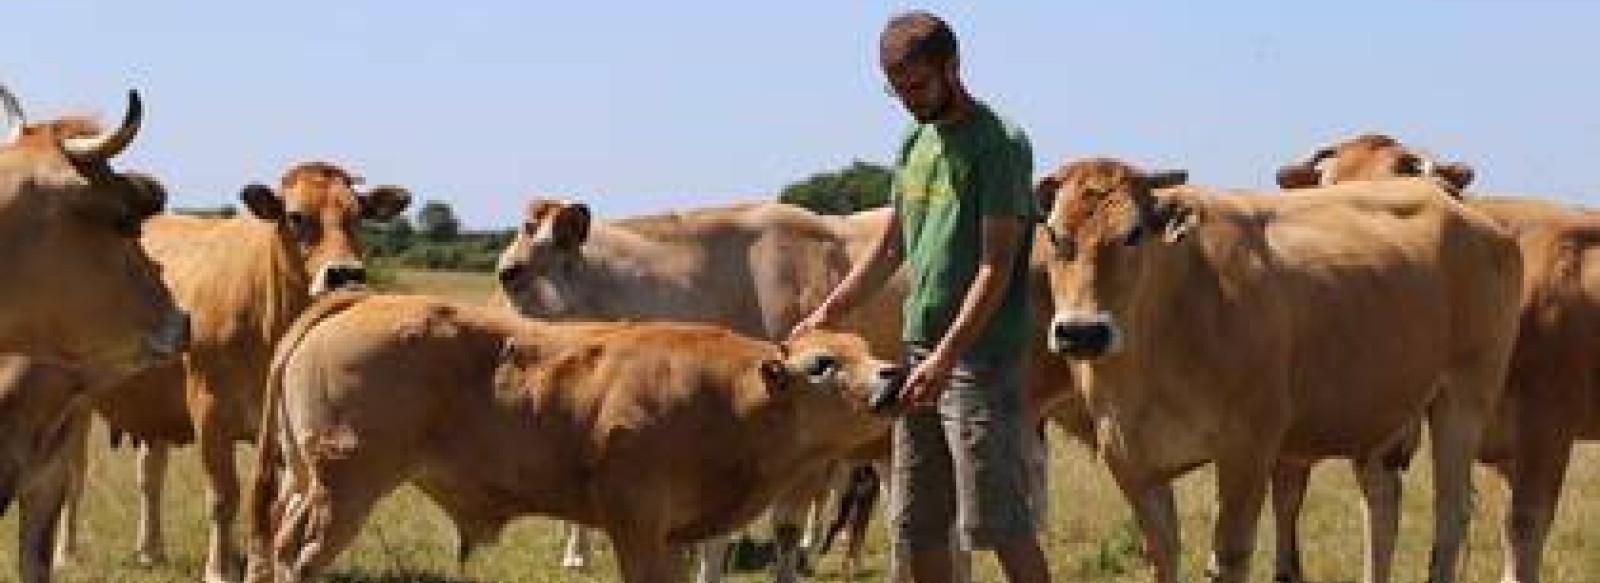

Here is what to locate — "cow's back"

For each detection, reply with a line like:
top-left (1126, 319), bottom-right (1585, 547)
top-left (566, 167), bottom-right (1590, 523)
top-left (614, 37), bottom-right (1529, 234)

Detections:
top-left (1257, 179), bottom-right (1520, 457)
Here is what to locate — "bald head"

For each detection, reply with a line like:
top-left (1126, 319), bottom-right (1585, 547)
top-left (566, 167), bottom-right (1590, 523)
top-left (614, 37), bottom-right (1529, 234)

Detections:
top-left (880, 11), bottom-right (959, 67)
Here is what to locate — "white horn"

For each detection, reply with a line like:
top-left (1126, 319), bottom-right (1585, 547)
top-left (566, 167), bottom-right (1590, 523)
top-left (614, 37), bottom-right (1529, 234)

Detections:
top-left (62, 90), bottom-right (142, 161)
top-left (0, 84), bottom-right (24, 145)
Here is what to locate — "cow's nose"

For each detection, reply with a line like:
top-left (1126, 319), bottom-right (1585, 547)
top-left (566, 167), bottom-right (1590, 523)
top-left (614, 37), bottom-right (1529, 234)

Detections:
top-left (324, 264), bottom-right (366, 290)
top-left (1051, 320), bottom-right (1113, 358)
top-left (497, 264), bottom-right (525, 288)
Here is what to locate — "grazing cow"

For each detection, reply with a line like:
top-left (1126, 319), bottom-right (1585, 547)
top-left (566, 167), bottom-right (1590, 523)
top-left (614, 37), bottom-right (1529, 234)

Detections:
top-left (1040, 157), bottom-right (1520, 583)
top-left (0, 356), bottom-right (90, 583)
top-left (1277, 133), bottom-right (1600, 583)
top-left (57, 162), bottom-right (410, 583)
top-left (242, 292), bottom-right (896, 583)
top-left (0, 85), bottom-right (188, 385)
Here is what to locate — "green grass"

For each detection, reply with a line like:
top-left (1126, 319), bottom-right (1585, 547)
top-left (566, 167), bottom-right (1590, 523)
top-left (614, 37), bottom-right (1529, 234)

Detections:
top-left (11, 270), bottom-right (1600, 582)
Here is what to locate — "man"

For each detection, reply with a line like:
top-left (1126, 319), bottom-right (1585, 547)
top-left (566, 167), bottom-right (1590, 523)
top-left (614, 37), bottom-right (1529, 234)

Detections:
top-left (790, 11), bottom-right (1052, 583)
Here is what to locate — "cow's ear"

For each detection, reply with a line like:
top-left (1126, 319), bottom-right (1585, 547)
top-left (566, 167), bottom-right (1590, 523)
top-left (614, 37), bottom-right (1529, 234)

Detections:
top-left (760, 359), bottom-right (790, 391)
top-left (1435, 162), bottom-right (1475, 194)
top-left (361, 185), bottom-right (412, 221)
top-left (1141, 169), bottom-right (1188, 191)
top-left (553, 203), bottom-right (591, 250)
top-left (1275, 164), bottom-right (1321, 189)
top-left (239, 184), bottom-right (285, 221)
top-left (1034, 175), bottom-right (1062, 217)
top-left (121, 172), bottom-right (168, 220)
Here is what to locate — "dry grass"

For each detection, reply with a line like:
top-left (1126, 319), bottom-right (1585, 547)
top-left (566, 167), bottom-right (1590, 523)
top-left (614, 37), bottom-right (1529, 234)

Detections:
top-left (9, 269), bottom-right (1600, 582)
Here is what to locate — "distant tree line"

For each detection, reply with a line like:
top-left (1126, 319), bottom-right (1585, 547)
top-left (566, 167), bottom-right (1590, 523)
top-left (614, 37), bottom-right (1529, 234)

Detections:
top-left (778, 160), bottom-right (892, 215)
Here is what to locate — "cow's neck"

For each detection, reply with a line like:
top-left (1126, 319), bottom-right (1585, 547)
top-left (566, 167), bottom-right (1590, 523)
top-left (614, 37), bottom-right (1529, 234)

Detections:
top-left (172, 219), bottom-right (313, 347)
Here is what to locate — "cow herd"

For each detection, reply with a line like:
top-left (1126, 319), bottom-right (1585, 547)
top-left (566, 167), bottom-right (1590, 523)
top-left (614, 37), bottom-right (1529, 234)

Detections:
top-left (3, 82), bottom-right (1598, 583)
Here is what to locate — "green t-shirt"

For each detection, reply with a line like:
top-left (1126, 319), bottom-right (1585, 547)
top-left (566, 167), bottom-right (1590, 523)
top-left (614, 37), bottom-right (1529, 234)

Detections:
top-left (893, 101), bottom-right (1036, 359)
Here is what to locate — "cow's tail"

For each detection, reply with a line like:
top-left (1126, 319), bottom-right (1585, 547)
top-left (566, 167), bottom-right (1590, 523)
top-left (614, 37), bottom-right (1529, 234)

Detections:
top-left (243, 290), bottom-right (372, 579)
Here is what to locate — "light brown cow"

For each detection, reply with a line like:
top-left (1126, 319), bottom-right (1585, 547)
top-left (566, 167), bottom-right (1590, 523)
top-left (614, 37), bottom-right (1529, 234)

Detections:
top-left (1277, 134), bottom-right (1600, 583)
top-left (241, 292), bottom-right (895, 583)
top-left (0, 356), bottom-right (90, 583)
top-left (1040, 158), bottom-right (1520, 583)
top-left (496, 199), bottom-right (904, 582)
top-left (496, 199), bottom-right (1079, 582)
top-left (57, 162), bottom-right (410, 583)
top-left (0, 85), bottom-right (188, 385)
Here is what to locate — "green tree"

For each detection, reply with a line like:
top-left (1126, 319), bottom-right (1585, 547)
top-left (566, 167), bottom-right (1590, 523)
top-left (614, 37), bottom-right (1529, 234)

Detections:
top-left (416, 200), bottom-right (461, 242)
top-left (175, 204), bottom-right (238, 218)
top-left (779, 160), bottom-right (892, 215)
top-left (361, 214), bottom-right (414, 257)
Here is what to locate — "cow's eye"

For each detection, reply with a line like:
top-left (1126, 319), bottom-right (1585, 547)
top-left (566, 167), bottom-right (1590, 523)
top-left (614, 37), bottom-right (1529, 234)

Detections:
top-left (286, 212), bottom-right (318, 244)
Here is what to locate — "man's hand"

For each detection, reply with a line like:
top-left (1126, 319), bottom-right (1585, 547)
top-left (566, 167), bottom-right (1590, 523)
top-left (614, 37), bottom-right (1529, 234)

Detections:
top-left (789, 303), bottom-right (837, 340)
top-left (903, 350), bottom-right (955, 407)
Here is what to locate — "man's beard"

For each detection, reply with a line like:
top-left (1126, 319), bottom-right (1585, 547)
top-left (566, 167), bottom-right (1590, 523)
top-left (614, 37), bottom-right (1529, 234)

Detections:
top-left (911, 89), bottom-right (954, 124)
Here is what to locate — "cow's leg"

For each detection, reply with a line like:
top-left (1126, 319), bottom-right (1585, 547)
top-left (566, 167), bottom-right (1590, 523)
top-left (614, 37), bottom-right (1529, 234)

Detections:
top-left (770, 465), bottom-right (838, 583)
top-left (1425, 392), bottom-right (1489, 583)
top-left (1352, 454), bottom-right (1402, 583)
top-left (242, 467), bottom-right (297, 583)
top-left (1269, 460), bottom-right (1309, 583)
top-left (562, 523), bottom-right (594, 569)
top-left (770, 504), bottom-right (805, 583)
top-left (50, 415), bottom-right (89, 569)
top-left (800, 462), bottom-right (839, 554)
top-left (193, 395), bottom-right (243, 583)
top-left (1209, 454), bottom-right (1270, 583)
top-left (613, 534), bottom-right (686, 583)
top-left (1497, 425), bottom-right (1572, 583)
top-left (694, 537), bottom-right (729, 583)
top-left (135, 441), bottom-right (171, 566)
top-left (21, 464), bottom-right (71, 583)
top-left (1108, 456), bottom-right (1180, 583)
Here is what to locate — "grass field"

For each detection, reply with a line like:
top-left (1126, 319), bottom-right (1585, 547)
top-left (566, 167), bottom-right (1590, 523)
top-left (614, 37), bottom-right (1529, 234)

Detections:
top-left (10, 269), bottom-right (1600, 582)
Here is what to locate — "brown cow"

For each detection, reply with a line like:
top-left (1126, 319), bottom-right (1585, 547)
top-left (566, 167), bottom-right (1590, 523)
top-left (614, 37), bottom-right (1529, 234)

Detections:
top-left (55, 162), bottom-right (410, 582)
top-left (1277, 133), bottom-right (1600, 583)
top-left (1040, 158), bottom-right (1520, 583)
top-left (240, 292), bottom-right (895, 583)
top-left (496, 199), bottom-right (903, 582)
top-left (0, 85), bottom-right (188, 385)
top-left (496, 199), bottom-right (1077, 582)
top-left (0, 85), bottom-right (187, 583)
top-left (0, 356), bottom-right (90, 583)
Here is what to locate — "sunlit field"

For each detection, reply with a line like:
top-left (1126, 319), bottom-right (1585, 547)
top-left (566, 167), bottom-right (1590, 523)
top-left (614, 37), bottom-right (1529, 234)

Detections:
top-left (10, 269), bottom-right (1600, 582)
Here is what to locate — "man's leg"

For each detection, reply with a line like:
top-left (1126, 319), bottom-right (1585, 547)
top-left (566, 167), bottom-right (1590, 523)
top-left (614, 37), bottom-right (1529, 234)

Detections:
top-left (946, 354), bottom-right (1052, 583)
top-left (891, 348), bottom-right (960, 583)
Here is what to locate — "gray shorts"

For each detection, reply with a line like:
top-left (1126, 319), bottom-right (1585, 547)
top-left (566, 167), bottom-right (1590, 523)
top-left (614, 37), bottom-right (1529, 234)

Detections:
top-left (889, 345), bottom-right (1037, 551)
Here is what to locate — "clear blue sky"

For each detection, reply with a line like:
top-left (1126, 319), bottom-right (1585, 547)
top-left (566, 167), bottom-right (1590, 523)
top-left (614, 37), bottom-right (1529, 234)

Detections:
top-left (5, 2), bottom-right (1596, 228)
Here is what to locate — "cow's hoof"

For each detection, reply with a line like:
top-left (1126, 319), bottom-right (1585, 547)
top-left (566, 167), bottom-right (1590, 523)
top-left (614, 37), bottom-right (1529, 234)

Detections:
top-left (51, 551), bottom-right (79, 569)
top-left (561, 555), bottom-right (590, 570)
top-left (136, 550), bottom-right (168, 567)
